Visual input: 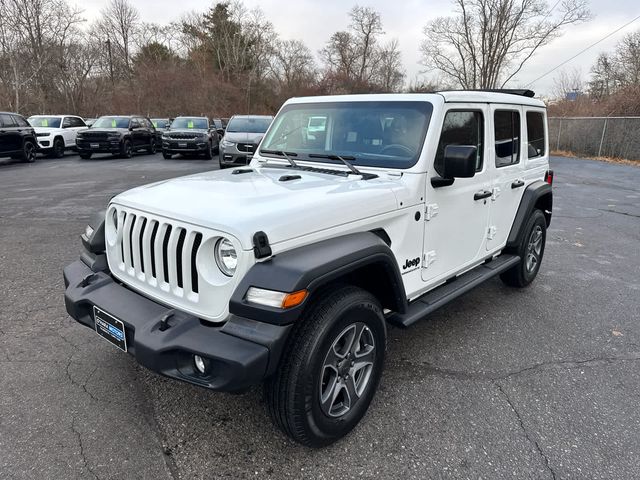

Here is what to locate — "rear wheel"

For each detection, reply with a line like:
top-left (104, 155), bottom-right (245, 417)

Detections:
top-left (265, 285), bottom-right (386, 447)
top-left (21, 141), bottom-right (36, 163)
top-left (52, 138), bottom-right (65, 158)
top-left (500, 209), bottom-right (547, 287)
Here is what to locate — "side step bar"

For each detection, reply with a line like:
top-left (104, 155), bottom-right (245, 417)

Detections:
top-left (388, 254), bottom-right (520, 328)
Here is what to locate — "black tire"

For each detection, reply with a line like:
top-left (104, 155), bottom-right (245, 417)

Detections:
top-left (79, 152), bottom-right (92, 159)
top-left (52, 137), bottom-right (65, 158)
top-left (500, 209), bottom-right (547, 288)
top-left (120, 139), bottom-right (133, 159)
top-left (162, 151), bottom-right (172, 160)
top-left (147, 139), bottom-right (156, 154)
top-left (21, 140), bottom-right (36, 163)
top-left (265, 285), bottom-right (386, 447)
top-left (204, 142), bottom-right (213, 160)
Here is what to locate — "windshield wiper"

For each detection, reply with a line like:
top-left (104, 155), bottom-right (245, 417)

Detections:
top-left (259, 149), bottom-right (299, 168)
top-left (308, 153), bottom-right (377, 180)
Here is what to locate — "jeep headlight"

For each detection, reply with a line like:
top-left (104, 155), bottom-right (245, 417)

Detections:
top-left (214, 237), bottom-right (237, 276)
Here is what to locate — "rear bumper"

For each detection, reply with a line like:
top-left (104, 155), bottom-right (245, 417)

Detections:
top-left (63, 259), bottom-right (291, 391)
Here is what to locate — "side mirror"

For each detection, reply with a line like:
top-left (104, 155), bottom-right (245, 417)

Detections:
top-left (442, 145), bottom-right (477, 179)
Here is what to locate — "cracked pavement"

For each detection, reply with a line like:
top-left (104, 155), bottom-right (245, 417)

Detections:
top-left (1, 154), bottom-right (639, 479)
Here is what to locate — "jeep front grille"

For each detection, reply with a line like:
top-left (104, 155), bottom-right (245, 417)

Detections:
top-left (115, 210), bottom-right (203, 298)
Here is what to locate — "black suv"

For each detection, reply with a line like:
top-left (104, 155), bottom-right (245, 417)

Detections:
top-left (0, 112), bottom-right (37, 163)
top-left (76, 116), bottom-right (157, 159)
top-left (161, 116), bottom-right (219, 160)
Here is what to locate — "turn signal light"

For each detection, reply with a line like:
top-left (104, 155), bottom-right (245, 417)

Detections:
top-left (246, 287), bottom-right (308, 309)
top-left (282, 290), bottom-right (308, 309)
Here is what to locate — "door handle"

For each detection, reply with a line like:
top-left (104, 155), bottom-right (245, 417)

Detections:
top-left (511, 180), bottom-right (525, 189)
top-left (474, 190), bottom-right (492, 201)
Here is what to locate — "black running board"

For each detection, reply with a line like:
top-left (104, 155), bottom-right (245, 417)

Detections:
top-left (388, 254), bottom-right (521, 328)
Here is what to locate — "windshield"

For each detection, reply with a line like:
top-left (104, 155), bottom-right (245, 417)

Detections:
top-left (260, 101), bottom-right (433, 169)
top-left (227, 117), bottom-right (272, 133)
top-left (171, 117), bottom-right (208, 129)
top-left (93, 117), bottom-right (130, 129)
top-left (28, 117), bottom-right (61, 128)
top-left (152, 119), bottom-right (169, 128)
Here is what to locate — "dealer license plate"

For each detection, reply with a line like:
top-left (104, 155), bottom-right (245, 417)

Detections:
top-left (93, 306), bottom-right (127, 352)
top-left (90, 143), bottom-right (99, 148)
top-left (178, 142), bottom-right (188, 148)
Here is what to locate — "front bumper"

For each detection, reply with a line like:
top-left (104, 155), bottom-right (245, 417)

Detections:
top-left (63, 259), bottom-right (291, 391)
top-left (35, 138), bottom-right (52, 149)
top-left (76, 140), bottom-right (121, 154)
top-left (219, 149), bottom-right (252, 166)
top-left (162, 139), bottom-right (209, 154)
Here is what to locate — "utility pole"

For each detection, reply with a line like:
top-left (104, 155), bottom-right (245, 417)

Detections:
top-left (105, 39), bottom-right (114, 84)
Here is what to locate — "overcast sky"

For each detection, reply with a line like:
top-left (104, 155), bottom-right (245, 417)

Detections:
top-left (75, 0), bottom-right (639, 96)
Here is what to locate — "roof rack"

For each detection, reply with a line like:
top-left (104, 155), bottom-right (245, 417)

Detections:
top-left (473, 89), bottom-right (535, 98)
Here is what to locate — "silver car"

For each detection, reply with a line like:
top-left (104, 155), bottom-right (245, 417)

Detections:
top-left (219, 115), bottom-right (273, 168)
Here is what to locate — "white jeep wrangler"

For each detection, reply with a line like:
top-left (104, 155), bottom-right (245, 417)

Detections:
top-left (64, 90), bottom-right (553, 447)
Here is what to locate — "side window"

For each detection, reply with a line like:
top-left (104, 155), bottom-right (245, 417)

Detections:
top-left (526, 111), bottom-right (545, 159)
top-left (494, 110), bottom-right (520, 167)
top-left (70, 117), bottom-right (85, 127)
top-left (12, 115), bottom-right (29, 127)
top-left (0, 114), bottom-right (13, 128)
top-left (62, 117), bottom-right (72, 128)
top-left (434, 110), bottom-right (484, 176)
top-left (130, 118), bottom-right (139, 129)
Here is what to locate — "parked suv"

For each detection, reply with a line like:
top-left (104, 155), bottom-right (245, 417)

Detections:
top-left (161, 116), bottom-right (219, 160)
top-left (219, 115), bottom-right (272, 168)
top-left (76, 115), bottom-right (156, 159)
top-left (64, 90), bottom-right (552, 447)
top-left (28, 115), bottom-right (87, 158)
top-left (0, 112), bottom-right (37, 163)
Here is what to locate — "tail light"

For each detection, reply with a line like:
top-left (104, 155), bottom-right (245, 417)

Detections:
top-left (544, 170), bottom-right (554, 185)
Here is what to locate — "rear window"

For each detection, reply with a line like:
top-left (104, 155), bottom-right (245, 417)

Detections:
top-left (494, 110), bottom-right (520, 167)
top-left (526, 111), bottom-right (545, 159)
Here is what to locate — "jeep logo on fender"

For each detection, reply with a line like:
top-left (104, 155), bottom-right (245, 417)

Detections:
top-left (403, 257), bottom-right (421, 270)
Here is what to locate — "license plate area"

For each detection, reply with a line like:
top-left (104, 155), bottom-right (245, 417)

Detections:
top-left (90, 143), bottom-right (99, 148)
top-left (93, 306), bottom-right (127, 352)
top-left (178, 142), bottom-right (188, 148)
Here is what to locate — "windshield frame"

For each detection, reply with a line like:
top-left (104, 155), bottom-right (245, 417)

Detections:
top-left (259, 101), bottom-right (433, 170)
top-left (226, 116), bottom-right (272, 134)
top-left (28, 116), bottom-right (62, 128)
top-left (92, 116), bottom-right (131, 129)
top-left (170, 117), bottom-right (209, 130)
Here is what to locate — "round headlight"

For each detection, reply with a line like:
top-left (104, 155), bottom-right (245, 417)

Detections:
top-left (214, 237), bottom-right (237, 277)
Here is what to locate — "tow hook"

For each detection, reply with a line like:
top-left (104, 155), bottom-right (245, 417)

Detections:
top-left (159, 310), bottom-right (175, 331)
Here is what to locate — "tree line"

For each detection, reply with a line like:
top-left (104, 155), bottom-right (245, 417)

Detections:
top-left (0, 0), bottom-right (602, 118)
top-left (550, 30), bottom-right (640, 117)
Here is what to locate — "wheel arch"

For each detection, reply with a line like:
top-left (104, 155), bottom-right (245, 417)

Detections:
top-left (229, 232), bottom-right (407, 326)
top-left (506, 180), bottom-right (552, 249)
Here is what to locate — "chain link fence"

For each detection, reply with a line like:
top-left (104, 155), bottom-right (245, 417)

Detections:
top-left (548, 117), bottom-right (640, 161)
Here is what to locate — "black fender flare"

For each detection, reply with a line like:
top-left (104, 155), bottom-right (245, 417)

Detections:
top-left (229, 232), bottom-right (407, 326)
top-left (506, 180), bottom-right (552, 249)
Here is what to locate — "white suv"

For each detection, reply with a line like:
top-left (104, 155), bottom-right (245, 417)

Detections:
top-left (28, 115), bottom-right (87, 157)
top-left (64, 90), bottom-right (553, 447)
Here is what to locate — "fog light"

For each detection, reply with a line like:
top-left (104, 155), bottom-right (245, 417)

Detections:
top-left (193, 355), bottom-right (207, 374)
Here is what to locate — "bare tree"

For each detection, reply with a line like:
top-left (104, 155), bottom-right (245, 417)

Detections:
top-left (270, 39), bottom-right (316, 92)
top-left (96, 0), bottom-right (140, 78)
top-left (552, 67), bottom-right (583, 99)
top-left (376, 39), bottom-right (405, 92)
top-left (421, 0), bottom-right (591, 89)
top-left (350, 6), bottom-right (383, 84)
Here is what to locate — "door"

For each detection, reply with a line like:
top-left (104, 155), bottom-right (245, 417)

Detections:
top-left (486, 107), bottom-right (526, 251)
top-left (61, 116), bottom-right (74, 146)
top-left (130, 118), bottom-right (143, 148)
top-left (0, 114), bottom-right (19, 153)
top-left (422, 105), bottom-right (491, 283)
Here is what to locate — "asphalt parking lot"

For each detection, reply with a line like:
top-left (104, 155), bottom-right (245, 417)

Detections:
top-left (0, 152), bottom-right (639, 479)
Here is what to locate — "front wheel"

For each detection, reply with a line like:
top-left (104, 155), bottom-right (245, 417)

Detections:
top-left (500, 209), bottom-right (547, 287)
top-left (265, 286), bottom-right (386, 447)
top-left (120, 139), bottom-right (133, 159)
top-left (21, 140), bottom-right (36, 163)
top-left (147, 139), bottom-right (156, 154)
top-left (52, 138), bottom-right (65, 158)
top-left (79, 152), bottom-right (92, 159)
top-left (203, 142), bottom-right (213, 160)
top-left (162, 151), bottom-right (172, 159)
